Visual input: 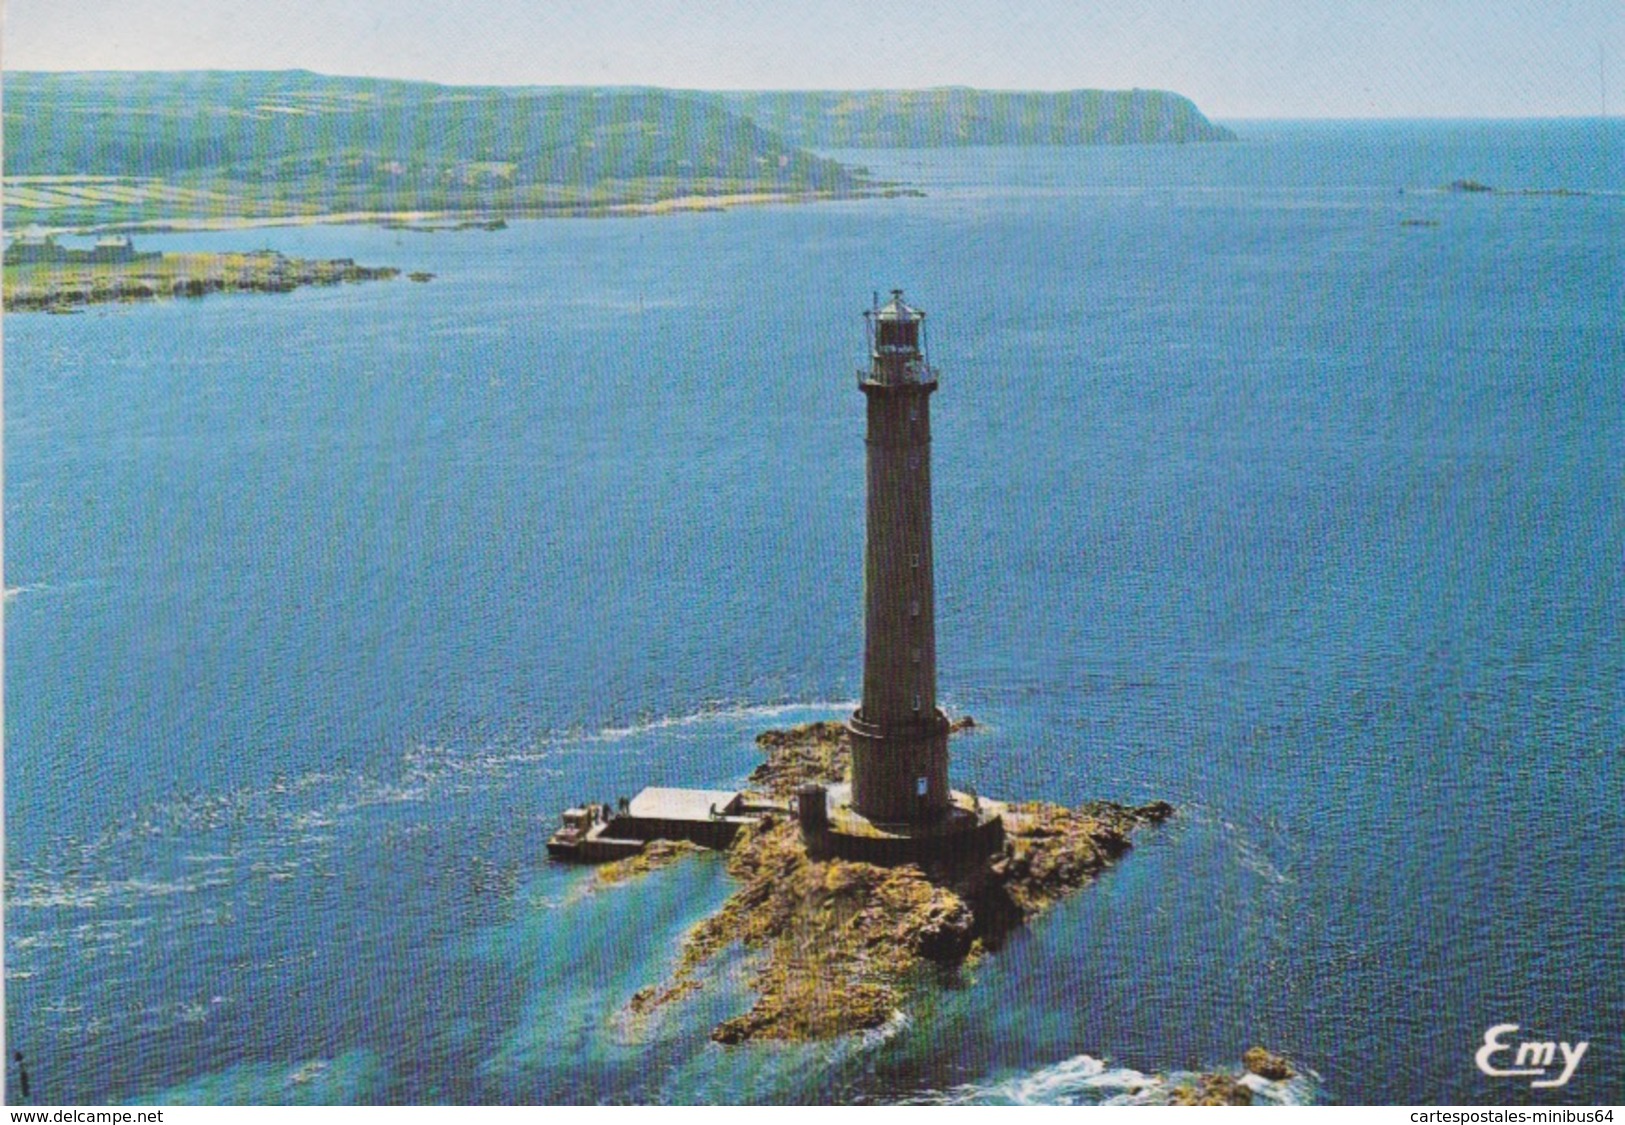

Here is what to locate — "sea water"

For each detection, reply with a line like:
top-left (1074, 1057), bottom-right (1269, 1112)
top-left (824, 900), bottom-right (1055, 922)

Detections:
top-left (5, 120), bottom-right (1623, 1105)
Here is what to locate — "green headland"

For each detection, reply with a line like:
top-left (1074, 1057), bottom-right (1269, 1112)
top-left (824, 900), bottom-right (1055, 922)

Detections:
top-left (3, 72), bottom-right (1232, 310)
top-left (3, 71), bottom-right (1234, 231)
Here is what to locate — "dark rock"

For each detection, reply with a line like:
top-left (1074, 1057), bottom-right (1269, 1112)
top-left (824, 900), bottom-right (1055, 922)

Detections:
top-left (711, 1021), bottom-right (746, 1045)
top-left (1095, 825), bottom-right (1130, 858)
top-left (1243, 1045), bottom-right (1294, 1081)
top-left (1169, 1073), bottom-right (1253, 1106)
top-left (1135, 800), bottom-right (1176, 824)
top-left (909, 898), bottom-right (975, 962)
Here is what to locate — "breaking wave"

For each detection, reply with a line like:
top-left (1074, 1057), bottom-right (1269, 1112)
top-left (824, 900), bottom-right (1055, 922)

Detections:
top-left (906, 1053), bottom-right (1141, 1105)
top-left (906, 1052), bottom-right (1322, 1106)
top-left (589, 699), bottom-right (857, 743)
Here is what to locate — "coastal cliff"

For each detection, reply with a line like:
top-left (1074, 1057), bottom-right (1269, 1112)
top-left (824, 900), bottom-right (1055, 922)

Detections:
top-left (713, 88), bottom-right (1237, 148)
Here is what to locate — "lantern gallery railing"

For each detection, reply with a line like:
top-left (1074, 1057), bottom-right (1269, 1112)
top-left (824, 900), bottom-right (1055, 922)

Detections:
top-left (857, 360), bottom-right (938, 388)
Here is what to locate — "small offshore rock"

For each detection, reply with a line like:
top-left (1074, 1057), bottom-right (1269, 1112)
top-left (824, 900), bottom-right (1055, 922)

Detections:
top-left (1169, 1073), bottom-right (1253, 1106)
top-left (1242, 1045), bottom-right (1295, 1081)
top-left (1134, 800), bottom-right (1176, 824)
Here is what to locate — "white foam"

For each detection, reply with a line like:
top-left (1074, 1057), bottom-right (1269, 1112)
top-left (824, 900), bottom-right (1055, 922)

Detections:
top-left (916, 1052), bottom-right (1326, 1107)
top-left (1181, 803), bottom-right (1297, 886)
top-left (1232, 837), bottom-right (1294, 885)
top-left (3, 580), bottom-right (94, 601)
top-left (919, 1053), bottom-right (1150, 1105)
top-left (832, 1008), bottom-right (911, 1058)
top-left (590, 699), bottom-right (857, 743)
top-left (1255, 1072), bottom-right (1322, 1107)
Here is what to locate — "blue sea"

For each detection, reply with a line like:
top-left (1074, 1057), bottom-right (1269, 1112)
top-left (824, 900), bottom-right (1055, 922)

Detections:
top-left (5, 120), bottom-right (1623, 1106)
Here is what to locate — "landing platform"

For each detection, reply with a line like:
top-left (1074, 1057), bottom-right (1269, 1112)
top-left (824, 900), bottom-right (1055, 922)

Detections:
top-left (547, 787), bottom-right (774, 862)
top-left (628, 787), bottom-right (742, 821)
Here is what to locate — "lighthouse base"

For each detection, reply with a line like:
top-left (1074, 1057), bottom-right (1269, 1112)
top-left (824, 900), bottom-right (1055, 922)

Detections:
top-left (847, 709), bottom-right (953, 822)
top-left (797, 783), bottom-right (1005, 867)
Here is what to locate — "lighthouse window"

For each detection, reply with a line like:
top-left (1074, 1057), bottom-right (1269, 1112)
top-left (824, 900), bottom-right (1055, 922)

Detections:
top-left (910, 552), bottom-right (920, 569)
top-left (908, 404), bottom-right (918, 421)
top-left (910, 600), bottom-right (920, 617)
top-left (916, 776), bottom-right (929, 796)
top-left (878, 321), bottom-right (918, 350)
top-left (912, 647), bottom-right (921, 663)
top-left (913, 692), bottom-right (922, 712)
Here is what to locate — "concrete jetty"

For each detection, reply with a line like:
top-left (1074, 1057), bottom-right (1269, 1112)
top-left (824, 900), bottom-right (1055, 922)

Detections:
top-left (546, 787), bottom-right (778, 862)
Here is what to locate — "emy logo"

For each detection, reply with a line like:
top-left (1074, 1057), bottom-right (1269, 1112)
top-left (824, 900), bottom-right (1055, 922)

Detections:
top-left (1476, 1024), bottom-right (1589, 1089)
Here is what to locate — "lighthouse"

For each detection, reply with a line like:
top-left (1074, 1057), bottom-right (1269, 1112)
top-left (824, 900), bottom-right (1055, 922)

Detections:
top-left (848, 290), bottom-right (952, 824)
top-left (547, 292), bottom-right (1009, 869)
top-left (781, 290), bottom-right (1004, 865)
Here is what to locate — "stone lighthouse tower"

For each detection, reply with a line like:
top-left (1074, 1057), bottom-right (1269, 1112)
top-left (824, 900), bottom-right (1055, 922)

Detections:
top-left (792, 289), bottom-right (1001, 864)
top-left (848, 290), bottom-right (952, 824)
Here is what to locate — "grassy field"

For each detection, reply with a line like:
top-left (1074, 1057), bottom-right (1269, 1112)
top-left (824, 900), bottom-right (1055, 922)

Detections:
top-left (3, 251), bottom-right (400, 311)
top-left (2, 73), bottom-right (868, 229)
top-left (2, 172), bottom-right (858, 229)
top-left (3, 73), bottom-right (1233, 231)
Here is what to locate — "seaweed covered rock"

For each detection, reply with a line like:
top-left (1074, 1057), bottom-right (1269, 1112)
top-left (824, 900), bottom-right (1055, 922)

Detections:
top-left (622, 720), bottom-right (1177, 1043)
top-left (1168, 1073), bottom-right (1254, 1106)
top-left (1243, 1045), bottom-right (1295, 1081)
top-left (748, 721), bottom-right (850, 796)
top-left (594, 839), bottom-right (706, 887)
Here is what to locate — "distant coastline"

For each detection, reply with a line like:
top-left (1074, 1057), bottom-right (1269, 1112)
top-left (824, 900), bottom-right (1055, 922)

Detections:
top-left (1, 187), bottom-right (940, 313)
top-left (2, 72), bottom-right (1231, 233)
top-left (10, 186), bottom-right (922, 240)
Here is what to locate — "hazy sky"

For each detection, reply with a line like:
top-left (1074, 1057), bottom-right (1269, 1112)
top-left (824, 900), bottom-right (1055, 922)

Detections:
top-left (6, 0), bottom-right (1623, 118)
